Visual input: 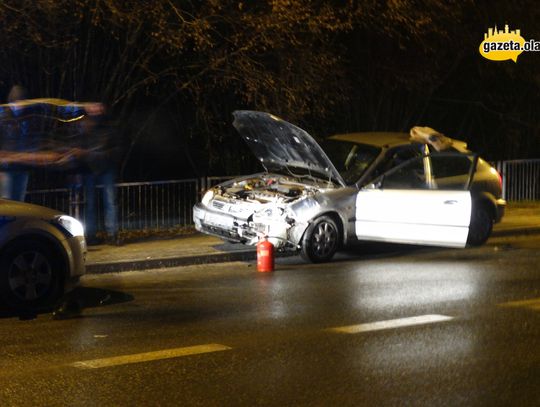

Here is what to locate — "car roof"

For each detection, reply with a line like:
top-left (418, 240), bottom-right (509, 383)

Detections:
top-left (328, 131), bottom-right (469, 153)
top-left (328, 132), bottom-right (411, 148)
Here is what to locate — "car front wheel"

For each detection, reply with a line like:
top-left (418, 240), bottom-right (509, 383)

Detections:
top-left (0, 240), bottom-right (63, 311)
top-left (301, 215), bottom-right (340, 263)
top-left (467, 204), bottom-right (493, 246)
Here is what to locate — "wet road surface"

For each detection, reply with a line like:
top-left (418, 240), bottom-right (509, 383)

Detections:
top-left (1, 234), bottom-right (540, 406)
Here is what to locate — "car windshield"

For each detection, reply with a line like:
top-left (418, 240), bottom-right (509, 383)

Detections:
top-left (321, 140), bottom-right (381, 184)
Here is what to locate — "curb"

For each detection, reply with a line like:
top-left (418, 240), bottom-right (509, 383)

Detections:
top-left (85, 226), bottom-right (540, 275)
top-left (86, 249), bottom-right (258, 274)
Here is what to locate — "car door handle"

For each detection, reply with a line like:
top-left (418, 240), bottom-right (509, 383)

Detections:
top-left (444, 200), bottom-right (458, 205)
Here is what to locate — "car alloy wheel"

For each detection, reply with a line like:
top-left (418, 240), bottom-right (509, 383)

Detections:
top-left (0, 240), bottom-right (62, 310)
top-left (301, 215), bottom-right (340, 263)
top-left (9, 250), bottom-right (53, 301)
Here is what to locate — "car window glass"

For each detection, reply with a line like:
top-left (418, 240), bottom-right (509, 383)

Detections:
top-left (368, 145), bottom-right (423, 182)
top-left (381, 156), bottom-right (428, 189)
top-left (380, 154), bottom-right (474, 190)
top-left (322, 140), bottom-right (380, 185)
top-left (429, 154), bottom-right (474, 190)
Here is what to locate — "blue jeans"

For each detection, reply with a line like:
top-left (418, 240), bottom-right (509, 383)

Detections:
top-left (0, 170), bottom-right (29, 201)
top-left (83, 169), bottom-right (118, 238)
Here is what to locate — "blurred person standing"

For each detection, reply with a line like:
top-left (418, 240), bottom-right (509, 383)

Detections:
top-left (78, 112), bottom-right (123, 245)
top-left (0, 89), bottom-right (103, 201)
top-left (0, 85), bottom-right (30, 201)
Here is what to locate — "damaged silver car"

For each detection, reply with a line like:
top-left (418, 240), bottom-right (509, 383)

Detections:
top-left (193, 111), bottom-right (506, 263)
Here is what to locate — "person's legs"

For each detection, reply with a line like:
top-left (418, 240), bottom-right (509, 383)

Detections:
top-left (0, 171), bottom-right (12, 199)
top-left (83, 173), bottom-right (98, 242)
top-left (101, 169), bottom-right (119, 243)
top-left (9, 171), bottom-right (29, 201)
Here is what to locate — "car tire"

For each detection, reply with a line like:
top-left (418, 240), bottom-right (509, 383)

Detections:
top-left (467, 204), bottom-right (493, 246)
top-left (301, 215), bottom-right (340, 263)
top-left (0, 239), bottom-right (64, 311)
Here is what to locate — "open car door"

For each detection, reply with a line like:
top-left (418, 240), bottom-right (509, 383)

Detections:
top-left (355, 153), bottom-right (477, 248)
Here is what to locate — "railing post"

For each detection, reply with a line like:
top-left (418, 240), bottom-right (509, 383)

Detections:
top-left (199, 177), bottom-right (207, 197)
top-left (68, 184), bottom-right (84, 221)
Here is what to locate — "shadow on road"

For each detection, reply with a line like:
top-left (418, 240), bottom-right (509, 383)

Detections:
top-left (270, 241), bottom-right (441, 268)
top-left (69, 286), bottom-right (134, 308)
top-left (0, 287), bottom-right (134, 321)
top-left (341, 241), bottom-right (434, 257)
top-left (339, 241), bottom-right (504, 263)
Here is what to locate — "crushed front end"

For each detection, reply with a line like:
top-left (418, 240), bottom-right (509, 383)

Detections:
top-left (193, 173), bottom-right (333, 250)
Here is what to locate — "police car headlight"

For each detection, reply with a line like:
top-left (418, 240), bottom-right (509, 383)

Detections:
top-left (54, 215), bottom-right (85, 237)
top-left (201, 190), bottom-right (214, 206)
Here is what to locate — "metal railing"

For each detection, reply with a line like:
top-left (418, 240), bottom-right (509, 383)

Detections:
top-left (23, 161), bottom-right (539, 233)
top-left (115, 179), bottom-right (199, 231)
top-left (26, 176), bottom-right (235, 233)
top-left (25, 187), bottom-right (73, 215)
top-left (497, 159), bottom-right (540, 201)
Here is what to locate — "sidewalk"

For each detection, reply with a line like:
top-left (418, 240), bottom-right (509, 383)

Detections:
top-left (86, 205), bottom-right (540, 274)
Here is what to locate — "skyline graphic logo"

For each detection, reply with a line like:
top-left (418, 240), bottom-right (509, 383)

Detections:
top-left (479, 25), bottom-right (540, 62)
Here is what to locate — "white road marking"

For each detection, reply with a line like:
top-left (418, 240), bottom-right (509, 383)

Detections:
top-left (329, 314), bottom-right (454, 334)
top-left (71, 343), bottom-right (232, 369)
top-left (499, 297), bottom-right (540, 310)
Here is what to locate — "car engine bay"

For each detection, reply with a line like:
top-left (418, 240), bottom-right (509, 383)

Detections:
top-left (215, 174), bottom-right (329, 204)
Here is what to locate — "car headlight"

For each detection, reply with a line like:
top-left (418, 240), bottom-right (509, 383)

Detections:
top-left (54, 215), bottom-right (85, 237)
top-left (201, 190), bottom-right (214, 206)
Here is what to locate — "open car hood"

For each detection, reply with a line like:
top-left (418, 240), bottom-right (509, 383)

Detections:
top-left (233, 111), bottom-right (345, 186)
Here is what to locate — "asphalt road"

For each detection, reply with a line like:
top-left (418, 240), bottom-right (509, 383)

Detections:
top-left (1, 234), bottom-right (540, 406)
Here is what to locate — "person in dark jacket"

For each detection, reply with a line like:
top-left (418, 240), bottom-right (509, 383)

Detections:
top-left (0, 85), bottom-right (31, 201)
top-left (77, 113), bottom-right (122, 245)
top-left (0, 88), bottom-right (99, 201)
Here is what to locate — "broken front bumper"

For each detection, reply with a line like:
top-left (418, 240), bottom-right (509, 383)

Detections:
top-left (193, 203), bottom-right (295, 248)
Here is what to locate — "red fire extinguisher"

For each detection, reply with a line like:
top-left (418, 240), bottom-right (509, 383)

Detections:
top-left (257, 236), bottom-right (275, 272)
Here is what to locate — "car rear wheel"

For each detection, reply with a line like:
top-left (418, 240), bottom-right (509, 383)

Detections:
top-left (0, 240), bottom-right (63, 311)
top-left (301, 216), bottom-right (340, 263)
top-left (467, 204), bottom-right (493, 246)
